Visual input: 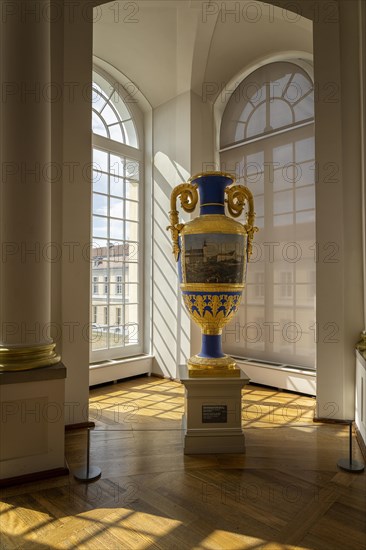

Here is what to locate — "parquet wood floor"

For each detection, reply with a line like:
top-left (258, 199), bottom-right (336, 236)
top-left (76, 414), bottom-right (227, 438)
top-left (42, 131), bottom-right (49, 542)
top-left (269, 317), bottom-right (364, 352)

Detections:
top-left (0, 377), bottom-right (365, 549)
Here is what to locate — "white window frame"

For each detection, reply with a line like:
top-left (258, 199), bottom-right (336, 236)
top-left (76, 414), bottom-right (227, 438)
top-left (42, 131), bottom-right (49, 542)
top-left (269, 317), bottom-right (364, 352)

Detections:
top-left (218, 60), bottom-right (315, 369)
top-left (91, 67), bottom-right (144, 362)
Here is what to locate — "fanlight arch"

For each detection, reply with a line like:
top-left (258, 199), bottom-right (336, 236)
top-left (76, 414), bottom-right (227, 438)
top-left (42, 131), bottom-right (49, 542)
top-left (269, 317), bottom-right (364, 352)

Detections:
top-left (221, 61), bottom-right (314, 148)
top-left (92, 70), bottom-right (138, 148)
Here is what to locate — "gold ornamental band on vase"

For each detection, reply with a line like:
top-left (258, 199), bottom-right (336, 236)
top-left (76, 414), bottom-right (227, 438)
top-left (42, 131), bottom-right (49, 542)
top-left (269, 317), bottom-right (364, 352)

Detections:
top-left (187, 355), bottom-right (241, 378)
top-left (182, 292), bottom-right (242, 335)
top-left (181, 214), bottom-right (247, 236)
top-left (0, 343), bottom-right (61, 372)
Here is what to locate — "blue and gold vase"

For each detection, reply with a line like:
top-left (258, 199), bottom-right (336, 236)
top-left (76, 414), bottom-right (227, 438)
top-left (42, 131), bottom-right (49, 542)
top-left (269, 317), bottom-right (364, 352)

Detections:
top-left (167, 171), bottom-right (257, 377)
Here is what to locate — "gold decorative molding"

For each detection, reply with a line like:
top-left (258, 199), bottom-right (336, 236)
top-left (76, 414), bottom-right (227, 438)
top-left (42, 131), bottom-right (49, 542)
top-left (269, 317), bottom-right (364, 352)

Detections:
top-left (167, 183), bottom-right (198, 261)
top-left (356, 330), bottom-right (366, 352)
top-left (188, 354), bottom-right (241, 377)
top-left (225, 184), bottom-right (258, 256)
top-left (0, 343), bottom-right (61, 372)
top-left (181, 283), bottom-right (245, 292)
top-left (181, 214), bottom-right (246, 236)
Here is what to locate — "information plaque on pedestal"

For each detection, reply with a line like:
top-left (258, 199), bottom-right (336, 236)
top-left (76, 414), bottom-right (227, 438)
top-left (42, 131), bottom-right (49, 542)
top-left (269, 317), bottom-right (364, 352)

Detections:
top-left (179, 365), bottom-right (250, 454)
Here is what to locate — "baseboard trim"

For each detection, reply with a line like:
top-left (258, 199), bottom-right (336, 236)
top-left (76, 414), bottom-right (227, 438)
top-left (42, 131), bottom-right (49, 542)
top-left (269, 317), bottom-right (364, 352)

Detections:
top-left (355, 425), bottom-right (366, 461)
top-left (65, 421), bottom-right (95, 430)
top-left (313, 417), bottom-right (351, 424)
top-left (0, 466), bottom-right (69, 488)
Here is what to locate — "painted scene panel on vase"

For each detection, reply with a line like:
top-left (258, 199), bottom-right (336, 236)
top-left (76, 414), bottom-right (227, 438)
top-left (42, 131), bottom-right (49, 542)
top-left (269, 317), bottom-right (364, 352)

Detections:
top-left (183, 233), bottom-right (246, 284)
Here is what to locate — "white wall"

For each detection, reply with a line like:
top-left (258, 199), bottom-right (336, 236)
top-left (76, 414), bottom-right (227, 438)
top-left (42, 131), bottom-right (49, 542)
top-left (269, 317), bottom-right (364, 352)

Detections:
top-left (152, 92), bottom-right (192, 377)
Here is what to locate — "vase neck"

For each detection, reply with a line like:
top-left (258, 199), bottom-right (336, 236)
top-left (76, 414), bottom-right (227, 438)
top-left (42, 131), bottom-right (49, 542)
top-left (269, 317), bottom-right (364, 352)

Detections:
top-left (191, 174), bottom-right (232, 216)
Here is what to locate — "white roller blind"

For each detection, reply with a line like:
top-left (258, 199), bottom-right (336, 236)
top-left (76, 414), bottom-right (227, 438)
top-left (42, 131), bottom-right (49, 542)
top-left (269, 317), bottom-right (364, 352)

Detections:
top-left (220, 62), bottom-right (316, 369)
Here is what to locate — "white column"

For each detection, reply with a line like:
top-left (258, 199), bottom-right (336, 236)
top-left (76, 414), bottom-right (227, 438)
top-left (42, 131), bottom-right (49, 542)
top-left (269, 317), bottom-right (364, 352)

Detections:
top-left (0, 0), bottom-right (59, 369)
top-left (358, 0), bottom-right (366, 349)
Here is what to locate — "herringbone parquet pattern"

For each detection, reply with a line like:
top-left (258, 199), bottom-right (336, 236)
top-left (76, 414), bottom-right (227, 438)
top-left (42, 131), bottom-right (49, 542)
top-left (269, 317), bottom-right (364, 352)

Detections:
top-left (0, 377), bottom-right (365, 549)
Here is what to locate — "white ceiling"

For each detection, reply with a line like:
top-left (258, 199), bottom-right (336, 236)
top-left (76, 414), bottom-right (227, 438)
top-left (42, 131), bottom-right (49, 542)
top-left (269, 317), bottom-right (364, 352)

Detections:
top-left (93, 0), bottom-right (313, 108)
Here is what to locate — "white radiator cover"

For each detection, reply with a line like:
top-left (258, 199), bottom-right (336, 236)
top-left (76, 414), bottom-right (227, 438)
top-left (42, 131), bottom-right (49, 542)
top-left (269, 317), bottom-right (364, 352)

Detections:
top-left (89, 355), bottom-right (152, 386)
top-left (236, 359), bottom-right (316, 396)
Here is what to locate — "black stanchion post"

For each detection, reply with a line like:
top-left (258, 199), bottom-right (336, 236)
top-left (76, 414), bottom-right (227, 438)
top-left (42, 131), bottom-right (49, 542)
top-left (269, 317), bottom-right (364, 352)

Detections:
top-left (337, 421), bottom-right (364, 473)
top-left (73, 428), bottom-right (102, 481)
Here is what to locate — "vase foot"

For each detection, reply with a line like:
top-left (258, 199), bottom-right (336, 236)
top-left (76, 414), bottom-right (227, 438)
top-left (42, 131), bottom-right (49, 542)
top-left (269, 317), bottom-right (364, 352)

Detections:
top-left (187, 354), bottom-right (241, 378)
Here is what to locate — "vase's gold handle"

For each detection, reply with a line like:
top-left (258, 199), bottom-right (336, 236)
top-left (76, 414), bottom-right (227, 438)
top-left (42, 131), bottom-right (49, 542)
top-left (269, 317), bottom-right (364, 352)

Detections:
top-left (167, 183), bottom-right (198, 261)
top-left (225, 185), bottom-right (258, 257)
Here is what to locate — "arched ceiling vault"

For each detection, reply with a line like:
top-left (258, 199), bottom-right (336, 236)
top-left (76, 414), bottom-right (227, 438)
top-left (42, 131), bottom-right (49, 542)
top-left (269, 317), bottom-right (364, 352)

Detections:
top-left (93, 1), bottom-right (313, 109)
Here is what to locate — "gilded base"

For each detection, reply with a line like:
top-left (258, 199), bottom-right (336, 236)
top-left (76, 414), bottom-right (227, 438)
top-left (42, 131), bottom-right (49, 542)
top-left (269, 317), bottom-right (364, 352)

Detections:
top-left (0, 343), bottom-right (61, 372)
top-left (187, 354), bottom-right (240, 378)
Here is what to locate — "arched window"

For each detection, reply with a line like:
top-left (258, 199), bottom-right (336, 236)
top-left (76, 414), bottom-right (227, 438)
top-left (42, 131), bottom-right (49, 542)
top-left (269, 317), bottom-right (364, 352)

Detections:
top-left (220, 62), bottom-right (315, 369)
top-left (91, 70), bottom-right (143, 361)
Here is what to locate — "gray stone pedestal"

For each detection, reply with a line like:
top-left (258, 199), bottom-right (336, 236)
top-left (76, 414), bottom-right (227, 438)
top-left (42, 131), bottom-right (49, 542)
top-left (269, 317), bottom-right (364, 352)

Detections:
top-left (179, 365), bottom-right (250, 454)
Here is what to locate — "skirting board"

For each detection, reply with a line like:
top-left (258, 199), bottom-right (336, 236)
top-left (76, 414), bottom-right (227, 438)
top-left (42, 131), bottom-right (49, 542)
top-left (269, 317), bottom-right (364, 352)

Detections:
top-left (0, 466), bottom-right (69, 488)
top-left (236, 360), bottom-right (316, 396)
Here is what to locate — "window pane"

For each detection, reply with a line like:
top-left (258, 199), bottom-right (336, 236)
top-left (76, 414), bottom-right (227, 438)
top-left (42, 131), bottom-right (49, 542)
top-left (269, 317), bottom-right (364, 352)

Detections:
top-left (126, 242), bottom-right (139, 263)
top-left (110, 177), bottom-right (124, 198)
top-left (91, 311), bottom-right (108, 350)
top-left (92, 89), bottom-right (107, 113)
top-left (110, 242), bottom-right (128, 262)
top-left (93, 171), bottom-right (108, 194)
top-left (110, 218), bottom-right (124, 240)
top-left (296, 161), bottom-right (315, 187)
top-left (125, 262), bottom-right (138, 283)
top-left (93, 193), bottom-right (108, 216)
top-left (273, 143), bottom-right (293, 166)
top-left (126, 221), bottom-right (138, 241)
top-left (93, 216), bottom-right (108, 238)
top-left (102, 103), bottom-right (119, 126)
top-left (269, 99), bottom-right (294, 129)
top-left (110, 197), bottom-right (124, 219)
top-left (110, 154), bottom-right (124, 179)
top-left (93, 149), bottom-right (108, 172)
top-left (295, 136), bottom-right (314, 162)
top-left (125, 304), bottom-right (139, 344)
top-left (125, 283), bottom-right (139, 303)
top-left (126, 180), bottom-right (138, 201)
top-left (274, 190), bottom-right (293, 214)
top-left (296, 211), bottom-right (315, 224)
top-left (296, 186), bottom-right (315, 211)
top-left (92, 112), bottom-right (108, 137)
top-left (109, 123), bottom-right (123, 143)
top-left (123, 120), bottom-right (138, 148)
top-left (125, 159), bottom-right (139, 181)
top-left (274, 213), bottom-right (293, 226)
top-left (251, 195), bottom-right (264, 218)
top-left (273, 168), bottom-right (292, 192)
top-left (126, 200), bottom-right (138, 221)
top-left (109, 328), bottom-right (125, 348)
top-left (246, 102), bottom-right (266, 138)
